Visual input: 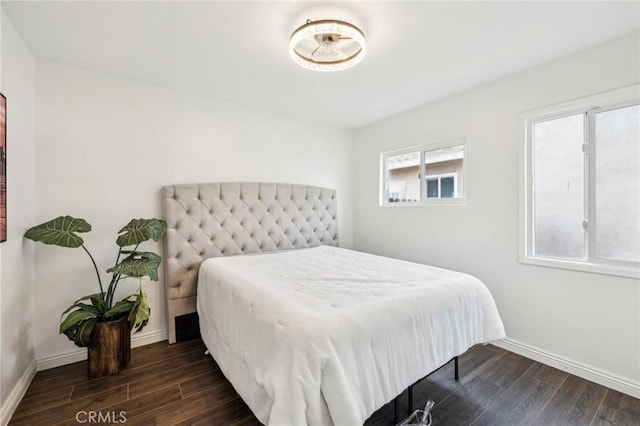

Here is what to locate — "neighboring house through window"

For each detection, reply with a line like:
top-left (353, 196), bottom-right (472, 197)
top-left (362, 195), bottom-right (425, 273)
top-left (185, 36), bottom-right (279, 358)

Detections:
top-left (381, 140), bottom-right (465, 205)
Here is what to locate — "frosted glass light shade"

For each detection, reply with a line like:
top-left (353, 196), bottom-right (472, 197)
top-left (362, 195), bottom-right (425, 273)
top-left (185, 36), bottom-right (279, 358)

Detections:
top-left (289, 19), bottom-right (366, 72)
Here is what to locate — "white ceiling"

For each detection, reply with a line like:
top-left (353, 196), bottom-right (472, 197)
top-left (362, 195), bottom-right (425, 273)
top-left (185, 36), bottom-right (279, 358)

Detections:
top-left (3, 1), bottom-right (639, 129)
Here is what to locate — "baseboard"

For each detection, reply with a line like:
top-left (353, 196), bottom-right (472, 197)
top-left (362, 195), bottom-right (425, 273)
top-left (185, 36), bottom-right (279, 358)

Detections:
top-left (0, 360), bottom-right (36, 426)
top-left (37, 348), bottom-right (87, 371)
top-left (130, 330), bottom-right (168, 348)
top-left (36, 329), bottom-right (168, 371)
top-left (492, 338), bottom-right (640, 398)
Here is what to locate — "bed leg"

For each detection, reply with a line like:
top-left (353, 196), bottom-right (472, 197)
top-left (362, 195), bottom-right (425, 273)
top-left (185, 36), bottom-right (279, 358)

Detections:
top-left (408, 385), bottom-right (413, 414)
top-left (454, 356), bottom-right (459, 381)
top-left (394, 395), bottom-right (400, 424)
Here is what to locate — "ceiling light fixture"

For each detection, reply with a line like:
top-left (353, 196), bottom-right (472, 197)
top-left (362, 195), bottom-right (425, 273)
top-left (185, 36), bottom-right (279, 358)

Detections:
top-left (289, 19), bottom-right (366, 72)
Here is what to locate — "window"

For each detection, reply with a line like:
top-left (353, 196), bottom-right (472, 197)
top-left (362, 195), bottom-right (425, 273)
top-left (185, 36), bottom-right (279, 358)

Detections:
top-left (426, 173), bottom-right (458, 199)
top-left (521, 85), bottom-right (639, 277)
top-left (381, 140), bottom-right (465, 205)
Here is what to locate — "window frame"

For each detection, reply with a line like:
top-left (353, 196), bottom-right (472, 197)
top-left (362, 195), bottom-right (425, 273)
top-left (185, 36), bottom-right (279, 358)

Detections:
top-left (380, 138), bottom-right (466, 207)
top-left (519, 85), bottom-right (640, 278)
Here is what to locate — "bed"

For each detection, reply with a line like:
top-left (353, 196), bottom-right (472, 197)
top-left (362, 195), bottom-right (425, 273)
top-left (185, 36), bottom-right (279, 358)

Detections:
top-left (161, 182), bottom-right (505, 425)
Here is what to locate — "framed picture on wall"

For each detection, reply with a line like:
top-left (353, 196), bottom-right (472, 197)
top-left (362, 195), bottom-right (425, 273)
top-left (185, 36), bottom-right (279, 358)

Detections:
top-left (0, 93), bottom-right (6, 242)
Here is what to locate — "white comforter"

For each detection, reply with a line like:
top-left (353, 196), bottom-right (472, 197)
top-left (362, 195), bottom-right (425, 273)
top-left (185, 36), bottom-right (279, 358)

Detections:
top-left (197, 246), bottom-right (505, 425)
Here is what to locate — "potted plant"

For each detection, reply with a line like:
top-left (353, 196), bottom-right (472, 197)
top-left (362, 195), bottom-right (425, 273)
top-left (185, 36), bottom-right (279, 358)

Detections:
top-left (25, 215), bottom-right (167, 378)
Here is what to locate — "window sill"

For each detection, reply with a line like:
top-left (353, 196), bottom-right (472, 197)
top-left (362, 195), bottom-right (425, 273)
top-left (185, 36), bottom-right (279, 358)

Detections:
top-left (520, 255), bottom-right (639, 279)
top-left (380, 198), bottom-right (466, 207)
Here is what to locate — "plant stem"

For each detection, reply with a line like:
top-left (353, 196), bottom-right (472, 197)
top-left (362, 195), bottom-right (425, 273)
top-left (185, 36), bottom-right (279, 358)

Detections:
top-left (107, 275), bottom-right (125, 309)
top-left (106, 244), bottom-right (140, 309)
top-left (81, 244), bottom-right (104, 296)
top-left (106, 245), bottom-right (127, 308)
top-left (106, 274), bottom-right (117, 309)
top-left (106, 249), bottom-right (121, 309)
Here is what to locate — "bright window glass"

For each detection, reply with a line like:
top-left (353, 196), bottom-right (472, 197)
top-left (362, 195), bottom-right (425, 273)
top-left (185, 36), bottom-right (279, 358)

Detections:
top-left (594, 104), bottom-right (640, 262)
top-left (533, 114), bottom-right (585, 260)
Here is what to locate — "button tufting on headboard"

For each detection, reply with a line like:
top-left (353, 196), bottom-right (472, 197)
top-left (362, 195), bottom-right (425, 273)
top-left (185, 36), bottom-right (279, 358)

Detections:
top-left (161, 182), bottom-right (339, 343)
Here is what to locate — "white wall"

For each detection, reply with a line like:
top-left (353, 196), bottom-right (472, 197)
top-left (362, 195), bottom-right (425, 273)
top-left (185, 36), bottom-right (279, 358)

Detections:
top-left (353, 33), bottom-right (640, 393)
top-left (0, 10), bottom-right (36, 416)
top-left (33, 61), bottom-right (354, 364)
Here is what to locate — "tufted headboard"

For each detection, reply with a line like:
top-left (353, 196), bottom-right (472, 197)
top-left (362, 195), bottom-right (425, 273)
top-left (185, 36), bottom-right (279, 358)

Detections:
top-left (161, 182), bottom-right (339, 343)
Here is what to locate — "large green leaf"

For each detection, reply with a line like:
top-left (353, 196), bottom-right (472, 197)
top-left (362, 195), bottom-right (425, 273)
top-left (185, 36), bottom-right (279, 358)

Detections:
top-left (60, 309), bottom-right (98, 334)
top-left (60, 292), bottom-right (103, 318)
top-left (128, 286), bottom-right (150, 333)
top-left (69, 303), bottom-right (99, 315)
top-left (89, 293), bottom-right (107, 315)
top-left (116, 218), bottom-right (167, 247)
top-left (104, 299), bottom-right (135, 320)
top-left (107, 251), bottom-right (162, 281)
top-left (24, 216), bottom-right (91, 248)
top-left (59, 293), bottom-right (105, 348)
top-left (60, 304), bottom-right (100, 348)
top-left (75, 318), bottom-right (97, 347)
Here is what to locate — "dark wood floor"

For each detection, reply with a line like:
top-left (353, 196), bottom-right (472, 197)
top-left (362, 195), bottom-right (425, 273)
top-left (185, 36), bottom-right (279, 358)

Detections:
top-left (10, 339), bottom-right (639, 425)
